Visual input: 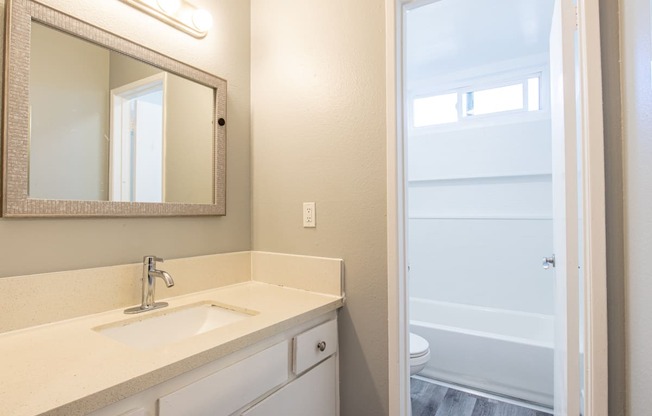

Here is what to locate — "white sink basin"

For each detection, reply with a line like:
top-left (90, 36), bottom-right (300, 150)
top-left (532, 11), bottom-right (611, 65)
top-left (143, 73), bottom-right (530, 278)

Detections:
top-left (95, 302), bottom-right (257, 349)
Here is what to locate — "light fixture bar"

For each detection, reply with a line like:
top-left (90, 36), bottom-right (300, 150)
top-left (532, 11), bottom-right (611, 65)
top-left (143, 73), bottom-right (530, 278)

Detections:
top-left (121, 0), bottom-right (212, 39)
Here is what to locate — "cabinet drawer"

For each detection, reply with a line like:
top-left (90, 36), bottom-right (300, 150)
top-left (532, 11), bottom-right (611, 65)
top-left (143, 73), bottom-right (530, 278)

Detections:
top-left (293, 319), bottom-right (337, 375)
top-left (158, 341), bottom-right (288, 416)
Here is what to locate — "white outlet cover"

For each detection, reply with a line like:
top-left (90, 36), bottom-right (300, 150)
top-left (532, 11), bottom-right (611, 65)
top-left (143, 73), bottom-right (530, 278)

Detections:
top-left (303, 202), bottom-right (316, 228)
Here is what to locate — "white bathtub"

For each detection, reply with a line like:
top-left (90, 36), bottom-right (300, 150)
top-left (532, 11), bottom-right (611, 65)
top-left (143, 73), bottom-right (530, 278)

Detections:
top-left (410, 297), bottom-right (554, 407)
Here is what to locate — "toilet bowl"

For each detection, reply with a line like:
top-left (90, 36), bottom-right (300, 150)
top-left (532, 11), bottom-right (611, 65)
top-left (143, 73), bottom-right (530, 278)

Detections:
top-left (410, 332), bottom-right (430, 375)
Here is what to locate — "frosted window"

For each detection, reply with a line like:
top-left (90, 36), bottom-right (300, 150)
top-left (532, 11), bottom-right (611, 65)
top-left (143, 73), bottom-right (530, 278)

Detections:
top-left (411, 74), bottom-right (542, 128)
top-left (467, 84), bottom-right (523, 116)
top-left (413, 93), bottom-right (458, 127)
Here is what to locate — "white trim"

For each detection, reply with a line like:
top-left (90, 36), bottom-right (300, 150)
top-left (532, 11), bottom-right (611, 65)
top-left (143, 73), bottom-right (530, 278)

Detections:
top-left (550, 1), bottom-right (581, 412)
top-left (386, 1), bottom-right (608, 416)
top-left (386, 0), bottom-right (410, 415)
top-left (110, 72), bottom-right (166, 98)
top-left (577, 0), bottom-right (609, 414)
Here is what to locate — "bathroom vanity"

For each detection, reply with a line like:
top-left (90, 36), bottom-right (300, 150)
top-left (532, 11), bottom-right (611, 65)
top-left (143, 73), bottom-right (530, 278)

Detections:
top-left (90, 312), bottom-right (339, 416)
top-left (0, 252), bottom-right (344, 416)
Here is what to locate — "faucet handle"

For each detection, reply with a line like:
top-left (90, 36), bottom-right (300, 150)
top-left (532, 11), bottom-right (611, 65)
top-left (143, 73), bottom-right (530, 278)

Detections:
top-left (143, 255), bottom-right (164, 265)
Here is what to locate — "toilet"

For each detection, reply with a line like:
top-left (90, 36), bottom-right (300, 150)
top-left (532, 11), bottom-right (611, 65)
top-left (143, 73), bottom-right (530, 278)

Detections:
top-left (409, 332), bottom-right (430, 375)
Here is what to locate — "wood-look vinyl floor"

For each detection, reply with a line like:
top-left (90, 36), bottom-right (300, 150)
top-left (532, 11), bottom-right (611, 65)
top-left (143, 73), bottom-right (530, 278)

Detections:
top-left (410, 378), bottom-right (552, 416)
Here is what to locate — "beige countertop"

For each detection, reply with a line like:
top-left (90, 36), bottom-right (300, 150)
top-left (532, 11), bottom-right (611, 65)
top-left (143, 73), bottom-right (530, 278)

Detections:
top-left (0, 281), bottom-right (343, 416)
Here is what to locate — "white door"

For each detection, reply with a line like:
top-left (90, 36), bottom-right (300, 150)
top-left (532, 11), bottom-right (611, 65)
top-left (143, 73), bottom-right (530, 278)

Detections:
top-left (132, 90), bottom-right (164, 202)
top-left (549, 0), bottom-right (580, 414)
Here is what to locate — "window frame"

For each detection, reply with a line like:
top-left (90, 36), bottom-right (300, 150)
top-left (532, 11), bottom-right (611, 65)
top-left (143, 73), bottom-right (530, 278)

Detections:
top-left (408, 66), bottom-right (551, 134)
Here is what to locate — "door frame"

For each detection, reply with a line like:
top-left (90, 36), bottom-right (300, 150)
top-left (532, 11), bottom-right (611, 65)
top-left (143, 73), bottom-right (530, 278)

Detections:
top-left (109, 72), bottom-right (168, 202)
top-left (385, 0), bottom-right (608, 415)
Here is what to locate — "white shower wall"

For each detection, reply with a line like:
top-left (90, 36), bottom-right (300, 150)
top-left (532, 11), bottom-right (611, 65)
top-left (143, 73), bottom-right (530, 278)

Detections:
top-left (407, 117), bottom-right (554, 316)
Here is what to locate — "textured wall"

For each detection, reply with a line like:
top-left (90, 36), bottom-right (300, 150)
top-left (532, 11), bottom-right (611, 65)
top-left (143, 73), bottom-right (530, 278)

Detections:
top-left (599, 0), bottom-right (627, 414)
top-left (0, 0), bottom-right (251, 277)
top-left (250, 0), bottom-right (388, 414)
top-left (620, 0), bottom-right (652, 414)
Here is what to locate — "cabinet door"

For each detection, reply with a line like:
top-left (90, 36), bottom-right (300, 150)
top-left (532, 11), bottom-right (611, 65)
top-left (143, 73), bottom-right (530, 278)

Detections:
top-left (159, 341), bottom-right (289, 416)
top-left (242, 356), bottom-right (337, 416)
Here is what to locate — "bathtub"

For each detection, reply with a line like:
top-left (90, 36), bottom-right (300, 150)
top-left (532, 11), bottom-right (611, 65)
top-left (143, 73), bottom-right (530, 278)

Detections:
top-left (410, 297), bottom-right (554, 407)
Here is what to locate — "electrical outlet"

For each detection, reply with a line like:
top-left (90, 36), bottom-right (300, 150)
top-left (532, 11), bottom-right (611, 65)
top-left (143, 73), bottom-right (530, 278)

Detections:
top-left (303, 202), bottom-right (316, 228)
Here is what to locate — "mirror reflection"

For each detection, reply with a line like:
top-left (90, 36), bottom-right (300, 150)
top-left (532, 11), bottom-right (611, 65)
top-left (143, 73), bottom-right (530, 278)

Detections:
top-left (29, 22), bottom-right (215, 204)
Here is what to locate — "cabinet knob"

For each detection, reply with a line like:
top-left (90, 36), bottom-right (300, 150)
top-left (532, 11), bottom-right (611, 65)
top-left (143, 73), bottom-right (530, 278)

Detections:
top-left (317, 341), bottom-right (327, 352)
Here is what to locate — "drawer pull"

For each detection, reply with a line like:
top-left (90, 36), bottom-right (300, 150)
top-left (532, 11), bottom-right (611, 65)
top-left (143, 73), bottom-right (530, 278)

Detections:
top-left (317, 341), bottom-right (327, 352)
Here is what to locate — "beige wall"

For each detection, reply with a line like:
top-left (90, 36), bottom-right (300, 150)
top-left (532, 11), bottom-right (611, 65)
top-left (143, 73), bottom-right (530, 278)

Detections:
top-left (29, 23), bottom-right (110, 201)
top-left (599, 0), bottom-right (627, 414)
top-left (164, 73), bottom-right (213, 204)
top-left (0, 0), bottom-right (251, 277)
top-left (619, 0), bottom-right (652, 414)
top-left (250, 0), bottom-right (388, 414)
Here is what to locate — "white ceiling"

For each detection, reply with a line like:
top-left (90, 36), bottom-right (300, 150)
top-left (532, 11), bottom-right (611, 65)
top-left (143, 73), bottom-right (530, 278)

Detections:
top-left (406, 0), bottom-right (555, 82)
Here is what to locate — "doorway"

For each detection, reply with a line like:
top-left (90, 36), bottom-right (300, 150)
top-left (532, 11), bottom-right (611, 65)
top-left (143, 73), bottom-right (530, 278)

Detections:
top-left (110, 72), bottom-right (167, 203)
top-left (406, 0), bottom-right (555, 410)
top-left (386, 0), bottom-right (608, 415)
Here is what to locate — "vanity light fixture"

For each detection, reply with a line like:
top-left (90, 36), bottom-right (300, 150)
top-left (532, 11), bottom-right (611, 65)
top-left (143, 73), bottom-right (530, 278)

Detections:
top-left (157, 0), bottom-right (181, 14)
top-left (121, 0), bottom-right (212, 39)
top-left (191, 8), bottom-right (213, 33)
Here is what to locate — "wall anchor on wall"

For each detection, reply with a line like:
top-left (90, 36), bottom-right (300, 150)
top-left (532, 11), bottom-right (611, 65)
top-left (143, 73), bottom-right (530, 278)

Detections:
top-left (121, 0), bottom-right (213, 39)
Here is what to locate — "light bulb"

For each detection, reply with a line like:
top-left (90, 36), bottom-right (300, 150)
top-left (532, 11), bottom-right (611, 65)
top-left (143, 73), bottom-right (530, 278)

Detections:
top-left (192, 8), bottom-right (213, 32)
top-left (157, 0), bottom-right (181, 14)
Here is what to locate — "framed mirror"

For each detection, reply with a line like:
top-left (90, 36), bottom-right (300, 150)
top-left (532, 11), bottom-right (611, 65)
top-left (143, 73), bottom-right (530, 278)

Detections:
top-left (2, 0), bottom-right (227, 217)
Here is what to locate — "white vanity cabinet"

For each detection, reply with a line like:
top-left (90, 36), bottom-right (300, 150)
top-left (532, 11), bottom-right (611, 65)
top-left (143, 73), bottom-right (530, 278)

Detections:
top-left (88, 315), bottom-right (338, 416)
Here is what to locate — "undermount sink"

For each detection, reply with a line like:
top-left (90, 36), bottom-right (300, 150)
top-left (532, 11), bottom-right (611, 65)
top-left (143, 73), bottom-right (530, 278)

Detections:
top-left (95, 302), bottom-right (258, 349)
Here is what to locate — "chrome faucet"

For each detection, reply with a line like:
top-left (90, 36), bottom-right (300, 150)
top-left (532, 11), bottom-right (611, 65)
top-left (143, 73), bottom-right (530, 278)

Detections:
top-left (125, 256), bottom-right (175, 314)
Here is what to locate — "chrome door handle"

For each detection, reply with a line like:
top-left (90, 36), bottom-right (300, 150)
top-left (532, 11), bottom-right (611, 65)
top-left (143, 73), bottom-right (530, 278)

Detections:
top-left (543, 255), bottom-right (556, 270)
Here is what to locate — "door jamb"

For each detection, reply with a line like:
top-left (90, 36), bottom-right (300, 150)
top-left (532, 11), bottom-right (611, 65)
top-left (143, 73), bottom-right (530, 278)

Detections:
top-left (576, 0), bottom-right (609, 414)
top-left (386, 0), bottom-right (409, 414)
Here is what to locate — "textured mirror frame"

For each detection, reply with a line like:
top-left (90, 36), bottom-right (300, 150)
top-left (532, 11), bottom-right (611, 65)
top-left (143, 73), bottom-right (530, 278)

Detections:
top-left (1, 0), bottom-right (227, 217)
